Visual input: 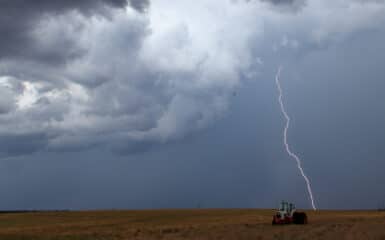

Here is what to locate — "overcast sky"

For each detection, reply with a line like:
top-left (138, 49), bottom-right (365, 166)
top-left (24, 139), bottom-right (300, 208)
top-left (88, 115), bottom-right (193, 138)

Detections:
top-left (1, 0), bottom-right (385, 210)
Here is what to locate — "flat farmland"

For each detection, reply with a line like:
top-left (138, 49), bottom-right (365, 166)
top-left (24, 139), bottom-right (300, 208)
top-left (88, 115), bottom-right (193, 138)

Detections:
top-left (0, 209), bottom-right (384, 240)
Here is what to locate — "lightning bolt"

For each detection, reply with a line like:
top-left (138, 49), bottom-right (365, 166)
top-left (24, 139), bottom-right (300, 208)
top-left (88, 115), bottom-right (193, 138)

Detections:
top-left (275, 66), bottom-right (317, 210)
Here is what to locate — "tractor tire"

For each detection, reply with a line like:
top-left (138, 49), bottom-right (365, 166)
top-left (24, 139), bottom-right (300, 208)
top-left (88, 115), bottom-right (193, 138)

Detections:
top-left (272, 217), bottom-right (277, 225)
top-left (292, 212), bottom-right (308, 224)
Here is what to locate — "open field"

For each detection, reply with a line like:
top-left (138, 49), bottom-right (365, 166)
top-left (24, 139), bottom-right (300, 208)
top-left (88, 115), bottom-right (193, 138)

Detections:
top-left (0, 209), bottom-right (384, 240)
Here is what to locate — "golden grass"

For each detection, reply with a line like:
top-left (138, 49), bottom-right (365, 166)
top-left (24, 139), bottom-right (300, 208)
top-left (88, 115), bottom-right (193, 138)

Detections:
top-left (0, 209), bottom-right (384, 239)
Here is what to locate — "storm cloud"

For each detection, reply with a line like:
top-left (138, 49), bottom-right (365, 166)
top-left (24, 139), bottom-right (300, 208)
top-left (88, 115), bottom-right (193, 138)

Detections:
top-left (0, 0), bottom-right (148, 62)
top-left (0, 0), bottom-right (385, 157)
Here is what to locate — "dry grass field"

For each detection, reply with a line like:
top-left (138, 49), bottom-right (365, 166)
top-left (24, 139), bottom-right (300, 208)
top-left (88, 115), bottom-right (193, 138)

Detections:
top-left (0, 209), bottom-right (384, 240)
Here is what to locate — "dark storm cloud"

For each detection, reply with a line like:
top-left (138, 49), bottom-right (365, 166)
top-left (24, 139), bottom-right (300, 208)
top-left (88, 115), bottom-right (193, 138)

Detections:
top-left (128, 0), bottom-right (150, 12)
top-left (261, 0), bottom-right (299, 4)
top-left (0, 0), bottom-right (252, 157)
top-left (0, 0), bottom-right (385, 158)
top-left (0, 0), bottom-right (385, 211)
top-left (258, 0), bottom-right (306, 11)
top-left (0, 0), bottom-right (148, 63)
top-left (0, 0), bottom-right (147, 15)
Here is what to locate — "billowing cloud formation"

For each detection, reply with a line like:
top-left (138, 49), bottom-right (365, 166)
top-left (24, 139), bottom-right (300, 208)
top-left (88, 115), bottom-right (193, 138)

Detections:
top-left (0, 0), bottom-right (148, 62)
top-left (0, 0), bottom-right (385, 156)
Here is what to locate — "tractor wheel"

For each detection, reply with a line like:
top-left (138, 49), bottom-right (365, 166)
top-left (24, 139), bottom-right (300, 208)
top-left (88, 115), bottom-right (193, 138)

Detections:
top-left (293, 212), bottom-right (308, 224)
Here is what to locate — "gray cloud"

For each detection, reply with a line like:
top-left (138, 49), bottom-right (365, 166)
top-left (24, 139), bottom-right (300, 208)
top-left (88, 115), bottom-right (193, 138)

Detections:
top-left (0, 1), bottom-right (243, 156)
top-left (0, 0), bottom-right (148, 64)
top-left (261, 0), bottom-right (301, 4)
top-left (258, 0), bottom-right (306, 12)
top-left (128, 0), bottom-right (149, 12)
top-left (0, 0), bottom-right (385, 157)
top-left (0, 0), bottom-right (385, 212)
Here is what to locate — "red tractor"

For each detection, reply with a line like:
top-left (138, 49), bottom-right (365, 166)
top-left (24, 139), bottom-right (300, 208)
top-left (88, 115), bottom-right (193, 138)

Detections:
top-left (272, 201), bottom-right (308, 225)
